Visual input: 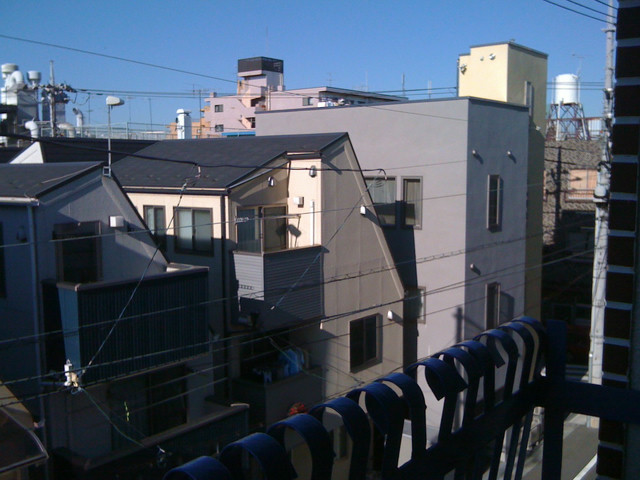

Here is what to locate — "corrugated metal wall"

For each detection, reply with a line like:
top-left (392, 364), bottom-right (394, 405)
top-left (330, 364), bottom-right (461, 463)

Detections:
top-left (68, 270), bottom-right (209, 383)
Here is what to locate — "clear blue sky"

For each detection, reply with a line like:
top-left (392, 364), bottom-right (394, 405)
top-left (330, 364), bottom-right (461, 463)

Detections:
top-left (1, 0), bottom-right (613, 127)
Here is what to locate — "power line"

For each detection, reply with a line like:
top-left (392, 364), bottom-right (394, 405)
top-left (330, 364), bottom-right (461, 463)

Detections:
top-left (0, 211), bottom-right (594, 358)
top-left (589, 0), bottom-right (617, 9)
top-left (0, 231), bottom-right (595, 397)
top-left (564, 0), bottom-right (617, 18)
top-left (541, 0), bottom-right (610, 22)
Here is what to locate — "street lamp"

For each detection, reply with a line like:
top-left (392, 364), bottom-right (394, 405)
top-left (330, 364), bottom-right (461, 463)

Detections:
top-left (105, 95), bottom-right (124, 177)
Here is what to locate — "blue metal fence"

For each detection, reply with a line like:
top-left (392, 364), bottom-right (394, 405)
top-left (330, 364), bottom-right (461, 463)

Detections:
top-left (162, 318), bottom-right (640, 480)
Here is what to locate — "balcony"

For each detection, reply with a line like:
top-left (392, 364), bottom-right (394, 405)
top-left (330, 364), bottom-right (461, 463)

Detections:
top-left (42, 265), bottom-right (209, 383)
top-left (231, 366), bottom-right (323, 428)
top-left (233, 245), bottom-right (323, 330)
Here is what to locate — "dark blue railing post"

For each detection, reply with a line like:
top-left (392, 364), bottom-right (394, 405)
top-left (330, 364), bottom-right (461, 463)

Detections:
top-left (542, 319), bottom-right (567, 480)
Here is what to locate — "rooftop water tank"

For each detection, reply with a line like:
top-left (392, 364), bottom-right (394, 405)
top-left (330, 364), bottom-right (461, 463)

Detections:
top-left (554, 73), bottom-right (579, 105)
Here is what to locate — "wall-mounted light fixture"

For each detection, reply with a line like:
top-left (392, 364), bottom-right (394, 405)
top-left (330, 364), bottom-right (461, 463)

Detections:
top-left (360, 205), bottom-right (367, 216)
top-left (308, 165), bottom-right (317, 177)
top-left (267, 176), bottom-right (276, 187)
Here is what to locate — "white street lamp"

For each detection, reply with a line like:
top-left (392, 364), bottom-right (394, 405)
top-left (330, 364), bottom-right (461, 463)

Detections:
top-left (105, 95), bottom-right (125, 177)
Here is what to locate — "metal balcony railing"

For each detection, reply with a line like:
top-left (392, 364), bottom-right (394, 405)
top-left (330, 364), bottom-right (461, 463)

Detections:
top-left (162, 318), bottom-right (640, 480)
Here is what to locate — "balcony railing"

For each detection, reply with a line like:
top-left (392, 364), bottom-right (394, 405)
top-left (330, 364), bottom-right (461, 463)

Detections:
top-left (163, 318), bottom-right (640, 480)
top-left (233, 246), bottom-right (323, 330)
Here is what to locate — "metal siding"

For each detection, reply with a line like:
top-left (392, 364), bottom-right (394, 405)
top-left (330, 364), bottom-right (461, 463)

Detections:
top-left (233, 253), bottom-right (265, 299)
top-left (263, 247), bottom-right (323, 323)
top-left (234, 246), bottom-right (323, 329)
top-left (68, 271), bottom-right (209, 383)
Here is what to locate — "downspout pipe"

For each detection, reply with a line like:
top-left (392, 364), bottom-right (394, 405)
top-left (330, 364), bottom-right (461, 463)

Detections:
top-left (28, 205), bottom-right (49, 466)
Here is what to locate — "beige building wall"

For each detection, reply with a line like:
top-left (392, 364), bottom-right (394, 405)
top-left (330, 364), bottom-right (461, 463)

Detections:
top-left (459, 42), bottom-right (548, 319)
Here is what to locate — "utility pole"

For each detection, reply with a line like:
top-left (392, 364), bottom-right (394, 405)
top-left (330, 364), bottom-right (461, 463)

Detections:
top-left (588, 0), bottom-right (615, 390)
top-left (40, 60), bottom-right (75, 136)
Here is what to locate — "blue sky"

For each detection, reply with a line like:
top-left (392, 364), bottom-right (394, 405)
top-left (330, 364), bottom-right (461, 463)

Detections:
top-left (1, 0), bottom-right (612, 126)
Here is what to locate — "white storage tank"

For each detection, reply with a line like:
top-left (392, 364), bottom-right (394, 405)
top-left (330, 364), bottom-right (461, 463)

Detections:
top-left (554, 73), bottom-right (579, 105)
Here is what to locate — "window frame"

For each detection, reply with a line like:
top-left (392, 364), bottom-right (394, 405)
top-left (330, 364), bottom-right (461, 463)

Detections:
top-left (0, 223), bottom-right (5, 298)
top-left (487, 174), bottom-right (502, 231)
top-left (365, 176), bottom-right (397, 227)
top-left (566, 168), bottom-right (597, 202)
top-left (235, 205), bottom-right (288, 254)
top-left (143, 205), bottom-right (167, 251)
top-left (485, 282), bottom-right (501, 330)
top-left (173, 207), bottom-right (213, 255)
top-left (53, 221), bottom-right (102, 283)
top-left (406, 286), bottom-right (427, 324)
top-left (349, 314), bottom-right (381, 372)
top-left (402, 176), bottom-right (423, 229)
top-left (214, 104), bottom-right (224, 113)
top-left (214, 124), bottom-right (224, 133)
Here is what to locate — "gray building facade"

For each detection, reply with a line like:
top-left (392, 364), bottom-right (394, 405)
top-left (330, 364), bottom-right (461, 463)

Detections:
top-left (257, 98), bottom-right (530, 364)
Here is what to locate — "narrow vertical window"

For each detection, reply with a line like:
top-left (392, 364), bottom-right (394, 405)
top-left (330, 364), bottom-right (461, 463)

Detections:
top-left (402, 178), bottom-right (422, 228)
top-left (485, 282), bottom-right (501, 329)
top-left (365, 177), bottom-right (396, 226)
top-left (144, 206), bottom-right (166, 250)
top-left (487, 174), bottom-right (502, 231)
top-left (350, 315), bottom-right (380, 371)
top-left (0, 223), bottom-right (5, 298)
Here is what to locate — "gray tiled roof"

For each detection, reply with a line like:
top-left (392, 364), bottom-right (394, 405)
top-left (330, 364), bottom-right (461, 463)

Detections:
top-left (112, 133), bottom-right (346, 190)
top-left (0, 162), bottom-right (102, 199)
top-left (39, 138), bottom-right (156, 164)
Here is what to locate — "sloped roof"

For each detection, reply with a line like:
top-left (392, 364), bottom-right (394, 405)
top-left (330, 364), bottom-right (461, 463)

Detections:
top-left (112, 133), bottom-right (346, 190)
top-left (38, 138), bottom-right (156, 163)
top-left (0, 162), bottom-right (102, 200)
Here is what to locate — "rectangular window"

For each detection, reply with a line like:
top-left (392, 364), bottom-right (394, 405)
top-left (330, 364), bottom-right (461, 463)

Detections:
top-left (487, 174), bottom-right (502, 231)
top-left (109, 366), bottom-right (186, 450)
top-left (0, 223), bottom-right (5, 298)
top-left (214, 124), bottom-right (224, 132)
top-left (402, 178), bottom-right (422, 228)
top-left (365, 177), bottom-right (396, 226)
top-left (350, 315), bottom-right (380, 371)
top-left (54, 221), bottom-right (102, 283)
top-left (303, 97), bottom-right (313, 106)
top-left (175, 208), bottom-right (212, 254)
top-left (485, 282), bottom-right (501, 330)
top-left (236, 206), bottom-right (287, 253)
top-left (143, 206), bottom-right (166, 251)
top-left (214, 104), bottom-right (224, 113)
top-left (567, 169), bottom-right (597, 201)
top-left (524, 81), bottom-right (534, 118)
top-left (406, 287), bottom-right (426, 324)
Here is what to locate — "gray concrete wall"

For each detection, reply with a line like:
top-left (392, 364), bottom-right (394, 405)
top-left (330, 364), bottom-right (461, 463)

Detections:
top-left (464, 101), bottom-right (529, 337)
top-left (257, 98), bottom-right (529, 361)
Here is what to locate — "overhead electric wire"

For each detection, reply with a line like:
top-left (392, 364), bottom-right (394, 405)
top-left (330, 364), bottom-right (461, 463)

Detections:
top-left (0, 208), bottom-right (595, 358)
top-left (0, 228), bottom-right (596, 403)
top-left (563, 0), bottom-right (617, 18)
top-left (589, 0), bottom-right (617, 9)
top-left (542, 0), bottom-right (610, 22)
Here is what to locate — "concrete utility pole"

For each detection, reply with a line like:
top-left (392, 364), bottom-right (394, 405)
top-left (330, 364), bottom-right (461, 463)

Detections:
top-left (588, 0), bottom-right (615, 389)
top-left (41, 60), bottom-right (75, 136)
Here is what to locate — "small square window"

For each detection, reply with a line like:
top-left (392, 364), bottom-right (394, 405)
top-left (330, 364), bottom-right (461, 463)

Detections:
top-left (214, 124), bottom-right (224, 133)
top-left (214, 104), bottom-right (224, 113)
